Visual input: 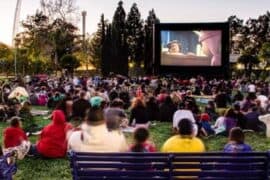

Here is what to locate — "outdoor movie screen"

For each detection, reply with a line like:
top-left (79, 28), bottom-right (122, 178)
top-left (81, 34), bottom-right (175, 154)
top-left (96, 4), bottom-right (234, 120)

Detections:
top-left (160, 30), bottom-right (222, 66)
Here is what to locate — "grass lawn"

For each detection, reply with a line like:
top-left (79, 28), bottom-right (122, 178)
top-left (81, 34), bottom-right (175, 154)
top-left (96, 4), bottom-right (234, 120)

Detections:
top-left (1, 107), bottom-right (270, 179)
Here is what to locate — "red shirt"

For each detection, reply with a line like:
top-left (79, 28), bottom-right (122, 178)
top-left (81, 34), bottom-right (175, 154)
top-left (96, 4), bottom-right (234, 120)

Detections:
top-left (36, 110), bottom-right (73, 158)
top-left (4, 126), bottom-right (28, 148)
top-left (129, 142), bottom-right (156, 152)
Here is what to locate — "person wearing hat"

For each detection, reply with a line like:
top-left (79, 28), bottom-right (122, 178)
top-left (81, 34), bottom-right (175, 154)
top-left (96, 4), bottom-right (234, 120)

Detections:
top-left (167, 40), bottom-right (183, 54)
top-left (68, 96), bottom-right (127, 152)
top-left (199, 113), bottom-right (214, 137)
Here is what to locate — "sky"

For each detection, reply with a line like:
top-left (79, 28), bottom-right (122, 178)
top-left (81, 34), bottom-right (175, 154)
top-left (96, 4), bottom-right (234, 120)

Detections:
top-left (0, 0), bottom-right (269, 46)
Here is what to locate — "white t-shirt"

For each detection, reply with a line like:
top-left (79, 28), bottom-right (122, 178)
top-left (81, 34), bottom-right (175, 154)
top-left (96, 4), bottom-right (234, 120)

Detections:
top-left (68, 123), bottom-right (128, 152)
top-left (248, 84), bottom-right (256, 93)
top-left (173, 110), bottom-right (198, 136)
top-left (257, 95), bottom-right (268, 109)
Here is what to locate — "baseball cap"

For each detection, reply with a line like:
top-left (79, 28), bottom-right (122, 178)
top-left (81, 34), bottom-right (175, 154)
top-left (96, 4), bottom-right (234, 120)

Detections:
top-left (90, 96), bottom-right (104, 108)
top-left (200, 113), bottom-right (210, 121)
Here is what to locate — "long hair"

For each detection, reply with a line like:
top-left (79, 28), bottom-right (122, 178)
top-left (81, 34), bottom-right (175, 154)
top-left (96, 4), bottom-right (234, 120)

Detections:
top-left (224, 108), bottom-right (235, 118)
top-left (131, 97), bottom-right (145, 109)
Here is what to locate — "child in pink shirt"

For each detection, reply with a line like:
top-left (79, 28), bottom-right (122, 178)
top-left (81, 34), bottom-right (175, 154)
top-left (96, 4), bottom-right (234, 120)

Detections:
top-left (129, 127), bottom-right (156, 152)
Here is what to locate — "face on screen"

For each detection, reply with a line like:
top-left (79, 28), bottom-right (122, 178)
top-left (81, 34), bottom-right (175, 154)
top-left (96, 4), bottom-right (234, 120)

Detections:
top-left (160, 30), bottom-right (222, 66)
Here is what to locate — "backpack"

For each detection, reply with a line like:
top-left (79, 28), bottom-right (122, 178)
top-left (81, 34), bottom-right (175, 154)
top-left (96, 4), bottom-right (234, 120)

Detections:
top-left (0, 152), bottom-right (17, 180)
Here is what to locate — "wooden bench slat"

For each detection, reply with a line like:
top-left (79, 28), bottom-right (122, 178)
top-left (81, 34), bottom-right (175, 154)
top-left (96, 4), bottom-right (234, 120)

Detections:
top-left (77, 169), bottom-right (169, 177)
top-left (172, 170), bottom-right (264, 177)
top-left (173, 163), bottom-right (265, 170)
top-left (76, 162), bottom-right (168, 169)
top-left (78, 177), bottom-right (169, 180)
top-left (173, 157), bottom-right (267, 162)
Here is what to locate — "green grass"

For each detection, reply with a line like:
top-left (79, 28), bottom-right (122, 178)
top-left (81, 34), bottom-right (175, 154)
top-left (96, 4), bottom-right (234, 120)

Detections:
top-left (1, 110), bottom-right (270, 179)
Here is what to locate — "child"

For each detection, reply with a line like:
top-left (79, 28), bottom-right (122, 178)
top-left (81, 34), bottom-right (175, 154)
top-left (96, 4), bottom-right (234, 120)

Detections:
top-left (223, 127), bottom-right (252, 152)
top-left (199, 113), bottom-right (215, 137)
top-left (3, 117), bottom-right (30, 159)
top-left (3, 117), bottom-right (28, 149)
top-left (129, 127), bottom-right (156, 152)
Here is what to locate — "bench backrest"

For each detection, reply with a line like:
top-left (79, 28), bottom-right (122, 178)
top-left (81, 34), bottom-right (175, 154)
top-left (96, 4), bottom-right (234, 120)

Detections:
top-left (69, 152), bottom-right (270, 180)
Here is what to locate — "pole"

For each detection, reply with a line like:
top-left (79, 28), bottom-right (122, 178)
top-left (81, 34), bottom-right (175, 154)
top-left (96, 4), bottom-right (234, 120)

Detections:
top-left (14, 47), bottom-right (17, 76)
top-left (82, 11), bottom-right (87, 72)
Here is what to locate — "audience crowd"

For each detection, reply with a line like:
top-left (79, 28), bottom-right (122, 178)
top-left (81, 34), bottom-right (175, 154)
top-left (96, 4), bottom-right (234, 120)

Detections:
top-left (1, 74), bottom-right (270, 158)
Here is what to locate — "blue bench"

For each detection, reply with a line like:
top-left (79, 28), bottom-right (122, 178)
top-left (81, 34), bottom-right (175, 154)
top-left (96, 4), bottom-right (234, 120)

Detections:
top-left (69, 151), bottom-right (270, 180)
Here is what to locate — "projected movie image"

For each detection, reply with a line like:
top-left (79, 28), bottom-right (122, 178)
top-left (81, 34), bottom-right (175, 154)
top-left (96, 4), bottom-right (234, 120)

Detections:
top-left (161, 30), bottom-right (222, 66)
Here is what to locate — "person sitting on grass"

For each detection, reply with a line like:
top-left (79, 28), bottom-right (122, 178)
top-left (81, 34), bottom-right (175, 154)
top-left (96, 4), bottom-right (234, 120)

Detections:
top-left (199, 113), bottom-right (215, 137)
top-left (129, 97), bottom-right (149, 128)
top-left (223, 108), bottom-right (237, 136)
top-left (129, 127), bottom-right (156, 152)
top-left (104, 103), bottom-right (128, 152)
top-left (105, 98), bottom-right (129, 128)
top-left (223, 127), bottom-right (252, 152)
top-left (162, 118), bottom-right (205, 152)
top-left (19, 101), bottom-right (40, 134)
top-left (28, 110), bottom-right (73, 158)
top-left (3, 117), bottom-right (30, 159)
top-left (3, 117), bottom-right (28, 149)
top-left (68, 96), bottom-right (127, 152)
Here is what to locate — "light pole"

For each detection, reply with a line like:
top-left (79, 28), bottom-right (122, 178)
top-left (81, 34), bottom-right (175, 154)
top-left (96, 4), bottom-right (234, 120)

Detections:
top-left (14, 46), bottom-right (17, 77)
top-left (81, 11), bottom-right (87, 71)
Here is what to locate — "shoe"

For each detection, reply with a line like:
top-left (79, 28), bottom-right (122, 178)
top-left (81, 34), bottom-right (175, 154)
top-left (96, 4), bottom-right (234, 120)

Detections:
top-left (15, 141), bottom-right (31, 160)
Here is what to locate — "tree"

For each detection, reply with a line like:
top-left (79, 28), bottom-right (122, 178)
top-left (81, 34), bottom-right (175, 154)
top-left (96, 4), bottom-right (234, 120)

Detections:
top-left (50, 18), bottom-right (79, 69)
top-left (0, 43), bottom-right (13, 75)
top-left (40, 0), bottom-right (79, 23)
top-left (0, 43), bottom-right (12, 60)
top-left (19, 11), bottom-right (51, 63)
top-left (259, 42), bottom-right (270, 70)
top-left (126, 3), bottom-right (144, 74)
top-left (59, 54), bottom-right (80, 75)
top-left (229, 12), bottom-right (270, 56)
top-left (144, 9), bottom-right (159, 74)
top-left (228, 15), bottom-right (244, 54)
top-left (101, 24), bottom-right (112, 76)
top-left (88, 14), bottom-right (107, 71)
top-left (111, 1), bottom-right (128, 75)
top-left (238, 52), bottom-right (260, 78)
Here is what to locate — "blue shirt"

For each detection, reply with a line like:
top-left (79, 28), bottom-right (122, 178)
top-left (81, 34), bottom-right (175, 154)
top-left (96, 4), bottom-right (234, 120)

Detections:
top-left (223, 143), bottom-right (252, 152)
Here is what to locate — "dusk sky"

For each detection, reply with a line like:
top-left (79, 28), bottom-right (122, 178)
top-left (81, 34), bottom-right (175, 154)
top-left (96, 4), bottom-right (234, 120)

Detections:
top-left (0, 0), bottom-right (269, 46)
